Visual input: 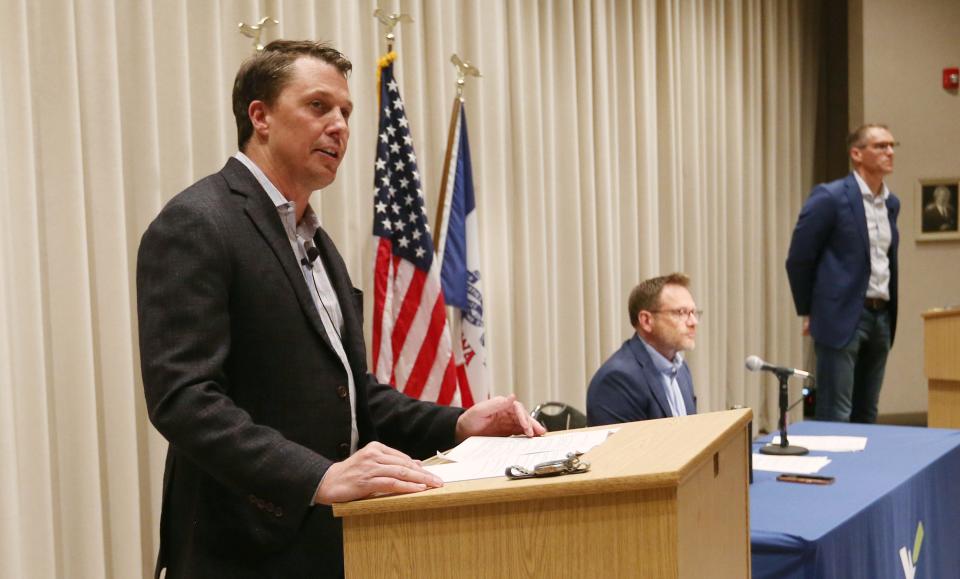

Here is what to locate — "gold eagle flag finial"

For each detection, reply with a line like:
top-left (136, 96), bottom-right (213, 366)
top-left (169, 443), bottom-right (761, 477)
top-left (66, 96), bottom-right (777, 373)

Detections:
top-left (450, 54), bottom-right (481, 98)
top-left (373, 8), bottom-right (413, 52)
top-left (238, 16), bottom-right (279, 53)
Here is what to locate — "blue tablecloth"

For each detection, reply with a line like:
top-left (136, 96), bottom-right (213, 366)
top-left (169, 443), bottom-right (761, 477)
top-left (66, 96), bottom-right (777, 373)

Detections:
top-left (750, 421), bottom-right (960, 579)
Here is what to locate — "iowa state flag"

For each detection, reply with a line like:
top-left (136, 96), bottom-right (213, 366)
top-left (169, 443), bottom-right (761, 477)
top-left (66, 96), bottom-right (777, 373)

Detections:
top-left (435, 101), bottom-right (488, 407)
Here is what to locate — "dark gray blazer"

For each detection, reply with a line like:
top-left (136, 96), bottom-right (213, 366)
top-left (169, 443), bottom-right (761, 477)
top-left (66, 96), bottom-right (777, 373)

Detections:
top-left (137, 158), bottom-right (462, 578)
top-left (586, 335), bottom-right (696, 426)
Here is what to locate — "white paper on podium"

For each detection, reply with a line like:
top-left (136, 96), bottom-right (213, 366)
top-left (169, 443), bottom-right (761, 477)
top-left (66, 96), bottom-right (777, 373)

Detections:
top-left (769, 435), bottom-right (867, 452)
top-left (425, 429), bottom-right (618, 483)
top-left (752, 453), bottom-right (831, 475)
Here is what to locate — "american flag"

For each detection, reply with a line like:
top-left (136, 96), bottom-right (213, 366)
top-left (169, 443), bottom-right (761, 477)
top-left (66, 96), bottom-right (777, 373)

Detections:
top-left (371, 54), bottom-right (459, 404)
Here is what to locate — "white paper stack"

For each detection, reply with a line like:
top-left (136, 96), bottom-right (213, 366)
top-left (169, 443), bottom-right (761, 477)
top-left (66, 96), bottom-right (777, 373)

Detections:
top-left (425, 428), bottom-right (618, 483)
top-left (752, 454), bottom-right (832, 475)
top-left (769, 435), bottom-right (868, 452)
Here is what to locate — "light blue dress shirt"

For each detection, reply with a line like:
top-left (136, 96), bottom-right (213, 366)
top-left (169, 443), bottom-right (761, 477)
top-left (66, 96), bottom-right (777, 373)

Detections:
top-left (638, 335), bottom-right (687, 417)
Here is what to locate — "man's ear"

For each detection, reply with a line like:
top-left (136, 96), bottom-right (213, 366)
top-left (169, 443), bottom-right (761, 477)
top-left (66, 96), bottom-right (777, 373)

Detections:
top-left (636, 311), bottom-right (652, 334)
top-left (248, 100), bottom-right (269, 137)
top-left (849, 146), bottom-right (862, 165)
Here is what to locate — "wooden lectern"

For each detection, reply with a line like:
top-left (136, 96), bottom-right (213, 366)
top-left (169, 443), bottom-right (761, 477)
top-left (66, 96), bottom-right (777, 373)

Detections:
top-left (333, 408), bottom-right (753, 578)
top-left (924, 307), bottom-right (960, 428)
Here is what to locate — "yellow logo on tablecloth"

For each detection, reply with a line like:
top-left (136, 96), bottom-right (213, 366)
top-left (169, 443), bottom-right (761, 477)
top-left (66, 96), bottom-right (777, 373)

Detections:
top-left (898, 521), bottom-right (924, 579)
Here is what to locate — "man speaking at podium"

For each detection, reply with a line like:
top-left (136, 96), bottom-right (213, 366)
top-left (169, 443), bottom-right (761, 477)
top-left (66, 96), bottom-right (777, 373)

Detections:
top-left (136, 41), bottom-right (543, 578)
top-left (587, 273), bottom-right (699, 425)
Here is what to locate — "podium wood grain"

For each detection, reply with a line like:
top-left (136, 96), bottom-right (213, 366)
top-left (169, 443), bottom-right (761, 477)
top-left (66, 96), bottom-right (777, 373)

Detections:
top-left (334, 408), bottom-right (752, 578)
top-left (923, 308), bottom-right (960, 428)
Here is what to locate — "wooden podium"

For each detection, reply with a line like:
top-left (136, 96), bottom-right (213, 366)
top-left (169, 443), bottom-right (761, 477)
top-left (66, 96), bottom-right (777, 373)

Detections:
top-left (924, 307), bottom-right (960, 428)
top-left (333, 408), bottom-right (753, 578)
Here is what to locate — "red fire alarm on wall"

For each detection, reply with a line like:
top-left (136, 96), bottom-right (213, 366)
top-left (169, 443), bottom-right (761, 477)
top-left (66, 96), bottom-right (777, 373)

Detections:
top-left (945, 67), bottom-right (960, 90)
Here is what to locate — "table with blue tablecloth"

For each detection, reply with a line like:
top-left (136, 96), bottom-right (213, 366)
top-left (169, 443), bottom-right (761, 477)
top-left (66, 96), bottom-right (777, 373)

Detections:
top-left (750, 421), bottom-right (960, 579)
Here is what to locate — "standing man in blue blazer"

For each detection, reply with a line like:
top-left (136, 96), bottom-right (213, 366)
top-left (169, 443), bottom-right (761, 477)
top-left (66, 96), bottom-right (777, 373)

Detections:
top-left (587, 273), bottom-right (699, 425)
top-left (786, 124), bottom-right (900, 423)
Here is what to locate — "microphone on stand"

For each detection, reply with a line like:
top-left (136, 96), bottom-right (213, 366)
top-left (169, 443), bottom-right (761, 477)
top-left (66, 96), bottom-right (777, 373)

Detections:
top-left (745, 355), bottom-right (812, 380)
top-left (746, 355), bottom-right (810, 456)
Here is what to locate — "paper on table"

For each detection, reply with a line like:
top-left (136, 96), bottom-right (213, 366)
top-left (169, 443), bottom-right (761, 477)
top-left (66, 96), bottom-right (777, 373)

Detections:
top-left (425, 429), bottom-right (618, 483)
top-left (444, 429), bottom-right (616, 462)
top-left (752, 453), bottom-right (831, 475)
top-left (769, 435), bottom-right (867, 452)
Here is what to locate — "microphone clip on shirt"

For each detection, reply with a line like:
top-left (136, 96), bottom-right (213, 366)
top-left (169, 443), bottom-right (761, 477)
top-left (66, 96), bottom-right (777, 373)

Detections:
top-left (301, 239), bottom-right (321, 269)
top-left (298, 238), bottom-right (343, 343)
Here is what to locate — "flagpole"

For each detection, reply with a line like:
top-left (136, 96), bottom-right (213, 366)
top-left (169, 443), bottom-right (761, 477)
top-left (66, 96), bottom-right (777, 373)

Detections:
top-left (371, 8), bottom-right (412, 388)
top-left (433, 96), bottom-right (462, 251)
top-left (373, 9), bottom-right (413, 133)
top-left (434, 54), bottom-right (482, 252)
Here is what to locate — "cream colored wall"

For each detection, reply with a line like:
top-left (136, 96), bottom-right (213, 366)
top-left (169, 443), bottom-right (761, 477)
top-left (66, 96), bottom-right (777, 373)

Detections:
top-left (852, 0), bottom-right (960, 416)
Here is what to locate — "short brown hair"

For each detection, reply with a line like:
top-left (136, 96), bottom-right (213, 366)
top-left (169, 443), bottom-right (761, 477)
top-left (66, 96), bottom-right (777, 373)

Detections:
top-left (628, 273), bottom-right (690, 328)
top-left (847, 124), bottom-right (889, 149)
top-left (232, 40), bottom-right (352, 150)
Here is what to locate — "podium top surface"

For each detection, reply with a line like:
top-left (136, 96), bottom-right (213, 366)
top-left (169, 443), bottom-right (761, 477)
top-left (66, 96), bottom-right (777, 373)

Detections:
top-left (333, 407), bottom-right (752, 517)
top-left (922, 306), bottom-right (960, 320)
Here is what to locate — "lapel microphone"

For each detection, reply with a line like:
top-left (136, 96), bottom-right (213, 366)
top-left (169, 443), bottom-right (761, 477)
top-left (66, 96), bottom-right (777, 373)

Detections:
top-left (299, 237), bottom-right (344, 342)
top-left (301, 239), bottom-right (321, 269)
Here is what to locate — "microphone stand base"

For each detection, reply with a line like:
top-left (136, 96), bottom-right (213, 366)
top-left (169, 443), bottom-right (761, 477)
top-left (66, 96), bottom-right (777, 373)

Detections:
top-left (758, 444), bottom-right (809, 456)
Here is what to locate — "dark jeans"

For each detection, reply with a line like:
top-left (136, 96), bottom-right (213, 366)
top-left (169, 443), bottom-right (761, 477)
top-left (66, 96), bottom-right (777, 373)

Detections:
top-left (814, 308), bottom-right (892, 423)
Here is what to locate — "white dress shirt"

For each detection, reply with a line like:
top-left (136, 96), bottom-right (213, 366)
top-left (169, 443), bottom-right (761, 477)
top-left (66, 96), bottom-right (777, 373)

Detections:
top-left (853, 170), bottom-right (892, 301)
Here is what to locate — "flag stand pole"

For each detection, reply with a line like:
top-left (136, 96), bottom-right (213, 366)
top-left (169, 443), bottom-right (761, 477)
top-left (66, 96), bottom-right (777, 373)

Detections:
top-left (434, 96), bottom-right (462, 251)
top-left (434, 55), bottom-right (481, 253)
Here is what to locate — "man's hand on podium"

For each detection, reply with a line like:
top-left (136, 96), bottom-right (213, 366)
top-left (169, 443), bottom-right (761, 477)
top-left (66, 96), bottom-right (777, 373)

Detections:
top-left (454, 394), bottom-right (547, 443)
top-left (314, 441), bottom-right (443, 505)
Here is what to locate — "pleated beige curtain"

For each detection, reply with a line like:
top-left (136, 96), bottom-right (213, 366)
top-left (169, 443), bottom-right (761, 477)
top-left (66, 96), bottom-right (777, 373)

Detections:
top-left (0, 0), bottom-right (820, 576)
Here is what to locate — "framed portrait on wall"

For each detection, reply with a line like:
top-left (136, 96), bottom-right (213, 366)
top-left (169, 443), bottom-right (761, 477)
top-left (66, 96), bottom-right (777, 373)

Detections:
top-left (917, 178), bottom-right (960, 241)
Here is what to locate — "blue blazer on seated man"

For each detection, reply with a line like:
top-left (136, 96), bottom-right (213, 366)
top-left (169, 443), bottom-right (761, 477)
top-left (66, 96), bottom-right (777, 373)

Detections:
top-left (587, 273), bottom-right (699, 426)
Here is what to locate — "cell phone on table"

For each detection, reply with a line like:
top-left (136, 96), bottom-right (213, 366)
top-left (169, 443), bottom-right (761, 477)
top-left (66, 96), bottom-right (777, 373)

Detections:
top-left (777, 473), bottom-right (835, 485)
